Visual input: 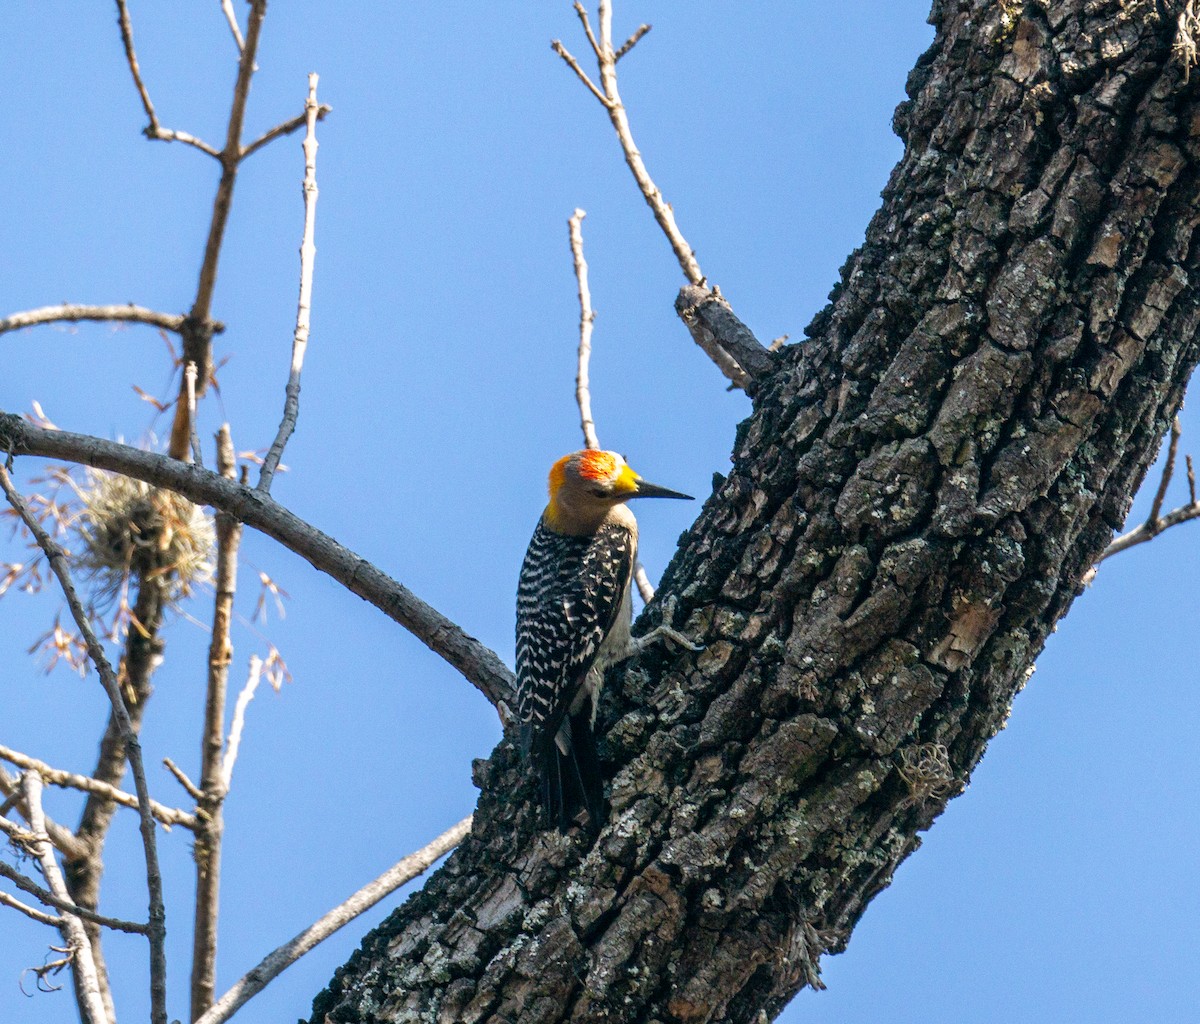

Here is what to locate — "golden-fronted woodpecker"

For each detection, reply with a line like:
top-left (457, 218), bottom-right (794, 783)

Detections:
top-left (516, 449), bottom-right (696, 832)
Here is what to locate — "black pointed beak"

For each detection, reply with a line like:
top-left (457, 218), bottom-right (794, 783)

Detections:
top-left (632, 479), bottom-right (693, 500)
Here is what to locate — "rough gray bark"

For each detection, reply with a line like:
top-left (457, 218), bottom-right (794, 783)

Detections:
top-left (310, 2), bottom-right (1200, 1022)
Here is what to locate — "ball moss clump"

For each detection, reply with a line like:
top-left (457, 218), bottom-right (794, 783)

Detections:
top-left (75, 471), bottom-right (214, 606)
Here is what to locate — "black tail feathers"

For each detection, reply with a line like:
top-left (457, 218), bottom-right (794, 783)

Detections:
top-left (526, 711), bottom-right (607, 833)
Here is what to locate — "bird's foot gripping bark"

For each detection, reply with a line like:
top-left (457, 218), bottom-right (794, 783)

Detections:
top-left (631, 595), bottom-right (704, 656)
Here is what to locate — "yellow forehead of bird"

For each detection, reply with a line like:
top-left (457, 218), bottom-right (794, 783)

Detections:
top-left (548, 451), bottom-right (640, 501)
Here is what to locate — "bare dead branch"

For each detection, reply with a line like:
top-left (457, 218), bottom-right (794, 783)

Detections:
top-left (194, 815), bottom-right (472, 1024)
top-left (191, 424), bottom-right (243, 1019)
top-left (0, 413), bottom-right (517, 712)
top-left (162, 758), bottom-right (203, 802)
top-left (615, 22), bottom-right (651, 61)
top-left (573, 2), bottom-right (603, 60)
top-left (241, 103), bottom-right (333, 162)
top-left (186, 362), bottom-right (203, 466)
top-left (0, 745), bottom-right (196, 830)
top-left (0, 768), bottom-right (89, 862)
top-left (218, 0), bottom-right (245, 51)
top-left (556, 2), bottom-right (702, 283)
top-left (19, 776), bottom-right (111, 1024)
top-left (675, 284), bottom-right (776, 389)
top-left (1148, 415), bottom-right (1182, 525)
top-left (0, 466), bottom-right (169, 1024)
top-left (568, 210), bottom-right (601, 450)
top-left (633, 562), bottom-right (655, 603)
top-left (114, 0), bottom-right (222, 159)
top-left (0, 859), bottom-right (148, 936)
top-left (260, 74), bottom-right (323, 493)
top-left (168, 0), bottom-right (268, 460)
top-left (0, 887), bottom-right (64, 928)
top-left (0, 304), bottom-right (218, 338)
top-left (551, 40), bottom-right (612, 108)
top-left (1098, 415), bottom-right (1200, 563)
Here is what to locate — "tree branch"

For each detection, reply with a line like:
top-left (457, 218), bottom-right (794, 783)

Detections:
top-left (240, 102), bottom-right (333, 162)
top-left (674, 284), bottom-right (775, 390)
top-left (568, 209), bottom-right (600, 451)
top-left (259, 73), bottom-right (323, 494)
top-left (114, 0), bottom-right (222, 159)
top-left (0, 464), bottom-right (169, 1024)
top-left (0, 303), bottom-right (222, 338)
top-left (18, 776), bottom-right (111, 1024)
top-left (0, 414), bottom-right (517, 711)
top-left (218, 0), bottom-right (245, 52)
top-left (0, 745), bottom-right (196, 830)
top-left (194, 815), bottom-right (472, 1024)
top-left (0, 859), bottom-right (148, 936)
top-left (0, 887), bottom-right (64, 928)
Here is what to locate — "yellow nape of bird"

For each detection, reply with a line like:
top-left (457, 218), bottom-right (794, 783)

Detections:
top-left (514, 449), bottom-right (700, 833)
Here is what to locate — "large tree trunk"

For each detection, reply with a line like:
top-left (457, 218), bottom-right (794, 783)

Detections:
top-left (310, 3), bottom-right (1200, 1021)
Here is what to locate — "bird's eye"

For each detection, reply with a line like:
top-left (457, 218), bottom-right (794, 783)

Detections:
top-left (592, 487), bottom-right (607, 498)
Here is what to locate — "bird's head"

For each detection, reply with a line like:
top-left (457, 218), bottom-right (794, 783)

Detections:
top-left (544, 449), bottom-right (692, 534)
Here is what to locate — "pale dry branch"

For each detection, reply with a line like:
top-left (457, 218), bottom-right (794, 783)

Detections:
top-left (634, 563), bottom-right (655, 603)
top-left (114, 0), bottom-right (222, 159)
top-left (0, 413), bottom-right (517, 711)
top-left (162, 758), bottom-right (203, 802)
top-left (218, 0), bottom-right (245, 51)
top-left (0, 745), bottom-right (196, 830)
top-left (260, 73), bottom-right (323, 494)
top-left (0, 860), bottom-right (148, 936)
top-left (556, 2), bottom-right (702, 283)
top-left (0, 304), bottom-right (214, 338)
top-left (0, 887), bottom-right (63, 927)
top-left (221, 655), bottom-right (262, 791)
top-left (0, 465), bottom-right (168, 1024)
top-left (194, 815), bottom-right (473, 1024)
top-left (573, 1), bottom-right (603, 60)
top-left (186, 361), bottom-right (203, 466)
top-left (20, 775), bottom-right (110, 1024)
top-left (568, 209), bottom-right (600, 450)
top-left (1149, 414), bottom-right (1182, 523)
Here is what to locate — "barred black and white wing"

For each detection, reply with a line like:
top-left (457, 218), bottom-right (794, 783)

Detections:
top-left (515, 517), bottom-right (634, 830)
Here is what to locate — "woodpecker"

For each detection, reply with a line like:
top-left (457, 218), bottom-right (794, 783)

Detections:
top-left (516, 449), bottom-right (696, 833)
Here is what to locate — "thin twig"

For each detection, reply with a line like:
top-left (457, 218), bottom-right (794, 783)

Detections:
top-left (194, 816), bottom-right (472, 1024)
top-left (1148, 415), bottom-right (1182, 526)
top-left (260, 74), bottom-right (322, 493)
top-left (19, 776), bottom-right (111, 1024)
top-left (573, 1), bottom-right (603, 59)
top-left (0, 859), bottom-right (148, 936)
top-left (218, 0), bottom-right (245, 51)
top-left (0, 465), bottom-right (168, 1024)
top-left (615, 23), bottom-right (652, 61)
top-left (0, 887), bottom-right (64, 928)
top-left (191, 425), bottom-right (244, 1019)
top-left (0, 745), bottom-right (196, 829)
top-left (114, 0), bottom-right (222, 159)
top-left (186, 362), bottom-right (204, 467)
top-left (551, 40), bottom-right (612, 108)
top-left (1098, 416), bottom-right (1200, 563)
top-left (568, 209), bottom-right (600, 450)
top-left (241, 103), bottom-right (332, 162)
top-left (0, 304), bottom-right (216, 338)
top-left (221, 656), bottom-right (263, 790)
top-left (162, 758), bottom-right (204, 802)
top-left (0, 413), bottom-right (517, 711)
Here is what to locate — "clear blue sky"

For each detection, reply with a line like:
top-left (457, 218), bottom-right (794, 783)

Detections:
top-left (1, 4), bottom-right (1197, 1023)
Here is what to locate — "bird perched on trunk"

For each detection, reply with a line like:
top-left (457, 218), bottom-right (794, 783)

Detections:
top-left (516, 449), bottom-right (698, 833)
